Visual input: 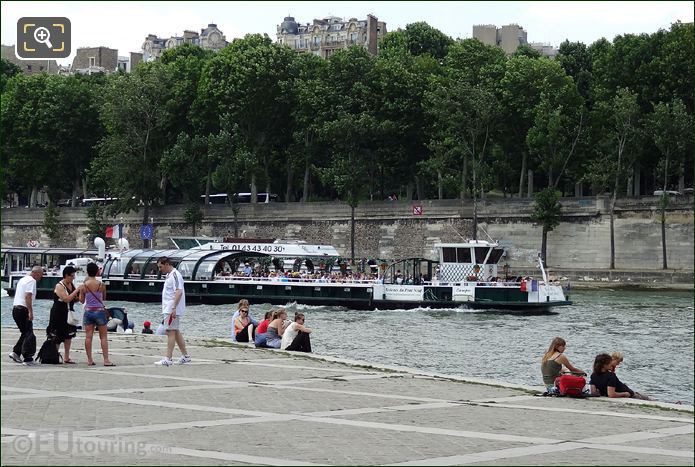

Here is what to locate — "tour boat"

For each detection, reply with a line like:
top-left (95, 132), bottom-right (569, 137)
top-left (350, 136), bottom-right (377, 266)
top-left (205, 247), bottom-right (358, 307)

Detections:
top-left (2, 238), bottom-right (571, 311)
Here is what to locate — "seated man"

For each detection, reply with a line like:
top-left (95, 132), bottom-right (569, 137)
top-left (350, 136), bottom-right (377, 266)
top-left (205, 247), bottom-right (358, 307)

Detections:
top-left (280, 313), bottom-right (312, 352)
top-left (590, 353), bottom-right (649, 400)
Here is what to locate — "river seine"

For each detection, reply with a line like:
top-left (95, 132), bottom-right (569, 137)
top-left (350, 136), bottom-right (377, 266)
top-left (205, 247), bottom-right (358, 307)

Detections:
top-left (2, 289), bottom-right (693, 404)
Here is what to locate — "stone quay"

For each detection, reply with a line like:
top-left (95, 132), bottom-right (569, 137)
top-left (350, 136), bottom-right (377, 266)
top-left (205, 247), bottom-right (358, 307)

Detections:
top-left (2, 328), bottom-right (693, 465)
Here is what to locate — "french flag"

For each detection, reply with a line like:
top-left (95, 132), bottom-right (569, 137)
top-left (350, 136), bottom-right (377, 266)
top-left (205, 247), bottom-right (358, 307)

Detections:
top-left (105, 224), bottom-right (123, 239)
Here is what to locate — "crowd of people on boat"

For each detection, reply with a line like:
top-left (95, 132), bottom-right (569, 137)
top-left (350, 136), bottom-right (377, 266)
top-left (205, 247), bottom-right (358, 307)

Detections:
top-left (541, 336), bottom-right (651, 400)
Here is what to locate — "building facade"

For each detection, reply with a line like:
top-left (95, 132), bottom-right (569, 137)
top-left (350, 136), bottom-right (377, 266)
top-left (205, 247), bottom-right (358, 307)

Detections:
top-left (1, 45), bottom-right (59, 74)
top-left (472, 24), bottom-right (558, 57)
top-left (71, 46), bottom-right (118, 74)
top-left (142, 24), bottom-right (228, 61)
top-left (276, 15), bottom-right (386, 58)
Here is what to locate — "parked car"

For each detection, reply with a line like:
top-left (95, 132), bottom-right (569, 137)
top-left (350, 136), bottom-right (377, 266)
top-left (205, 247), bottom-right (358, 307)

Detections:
top-left (653, 190), bottom-right (681, 196)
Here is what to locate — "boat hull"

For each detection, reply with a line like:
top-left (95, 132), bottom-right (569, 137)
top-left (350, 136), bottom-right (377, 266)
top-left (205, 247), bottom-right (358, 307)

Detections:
top-left (4, 275), bottom-right (571, 312)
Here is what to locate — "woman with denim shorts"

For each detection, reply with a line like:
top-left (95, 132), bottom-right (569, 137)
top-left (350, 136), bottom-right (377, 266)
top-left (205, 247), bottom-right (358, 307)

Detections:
top-left (79, 262), bottom-right (115, 366)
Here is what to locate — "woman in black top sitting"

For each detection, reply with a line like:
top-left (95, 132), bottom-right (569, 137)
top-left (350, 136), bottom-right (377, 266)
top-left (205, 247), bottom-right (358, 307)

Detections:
top-left (589, 353), bottom-right (650, 399)
top-left (47, 266), bottom-right (81, 364)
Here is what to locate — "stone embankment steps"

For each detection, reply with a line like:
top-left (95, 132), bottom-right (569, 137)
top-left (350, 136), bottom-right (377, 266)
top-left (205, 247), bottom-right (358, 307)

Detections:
top-left (2, 328), bottom-right (692, 465)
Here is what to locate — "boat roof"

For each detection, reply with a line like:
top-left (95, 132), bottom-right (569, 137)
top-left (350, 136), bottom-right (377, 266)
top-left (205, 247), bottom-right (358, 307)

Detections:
top-left (434, 240), bottom-right (500, 248)
top-left (1, 247), bottom-right (99, 255)
top-left (192, 241), bottom-right (340, 257)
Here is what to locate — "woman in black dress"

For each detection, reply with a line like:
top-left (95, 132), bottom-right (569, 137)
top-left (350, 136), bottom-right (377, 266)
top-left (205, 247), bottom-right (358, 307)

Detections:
top-left (47, 266), bottom-right (81, 363)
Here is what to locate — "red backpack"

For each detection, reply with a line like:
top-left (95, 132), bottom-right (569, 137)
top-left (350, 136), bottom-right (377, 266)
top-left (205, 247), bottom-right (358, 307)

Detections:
top-left (556, 375), bottom-right (586, 397)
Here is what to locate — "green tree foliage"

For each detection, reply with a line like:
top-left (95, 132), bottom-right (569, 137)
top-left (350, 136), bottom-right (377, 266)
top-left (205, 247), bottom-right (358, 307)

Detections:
top-left (0, 58), bottom-right (21, 93)
top-left (91, 62), bottom-right (173, 227)
top-left (380, 22), bottom-right (453, 60)
top-left (583, 89), bottom-right (641, 269)
top-left (531, 188), bottom-right (562, 265)
top-left (183, 202), bottom-right (204, 236)
top-left (84, 204), bottom-right (106, 243)
top-left (42, 201), bottom-right (60, 246)
top-left (649, 99), bottom-right (693, 269)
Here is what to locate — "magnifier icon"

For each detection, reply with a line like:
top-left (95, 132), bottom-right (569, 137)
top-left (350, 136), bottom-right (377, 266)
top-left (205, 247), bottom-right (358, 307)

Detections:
top-left (33, 27), bottom-right (53, 49)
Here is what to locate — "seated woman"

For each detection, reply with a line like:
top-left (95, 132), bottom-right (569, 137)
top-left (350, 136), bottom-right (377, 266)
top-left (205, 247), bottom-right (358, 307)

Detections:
top-left (233, 306), bottom-right (255, 343)
top-left (591, 353), bottom-right (650, 399)
top-left (264, 308), bottom-right (289, 349)
top-left (254, 311), bottom-right (273, 348)
top-left (541, 337), bottom-right (585, 393)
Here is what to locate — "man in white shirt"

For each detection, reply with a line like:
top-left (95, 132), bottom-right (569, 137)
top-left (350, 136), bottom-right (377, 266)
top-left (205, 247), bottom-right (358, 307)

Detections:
top-left (154, 257), bottom-right (190, 366)
top-left (9, 266), bottom-right (43, 365)
top-left (280, 312), bottom-right (312, 352)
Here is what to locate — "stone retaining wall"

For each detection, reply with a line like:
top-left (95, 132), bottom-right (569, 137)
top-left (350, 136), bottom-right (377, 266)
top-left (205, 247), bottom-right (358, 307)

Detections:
top-left (1, 195), bottom-right (692, 271)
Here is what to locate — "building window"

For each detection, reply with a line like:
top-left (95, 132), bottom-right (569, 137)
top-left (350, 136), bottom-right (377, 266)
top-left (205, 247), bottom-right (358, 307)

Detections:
top-left (89, 57), bottom-right (96, 67)
top-left (294, 39), bottom-right (299, 49)
top-left (350, 32), bottom-right (357, 44)
top-left (39, 66), bottom-right (44, 71)
top-left (27, 65), bottom-right (32, 71)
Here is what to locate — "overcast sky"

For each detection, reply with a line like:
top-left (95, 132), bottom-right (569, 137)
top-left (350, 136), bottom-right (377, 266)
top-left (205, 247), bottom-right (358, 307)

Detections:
top-left (2, 1), bottom-right (693, 65)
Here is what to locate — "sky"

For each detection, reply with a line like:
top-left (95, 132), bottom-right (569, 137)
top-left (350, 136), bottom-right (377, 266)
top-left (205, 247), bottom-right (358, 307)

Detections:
top-left (2, 1), bottom-right (693, 65)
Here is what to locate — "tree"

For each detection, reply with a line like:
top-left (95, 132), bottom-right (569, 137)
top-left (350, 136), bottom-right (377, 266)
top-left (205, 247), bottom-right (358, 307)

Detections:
top-left (648, 99), bottom-right (693, 269)
top-left (1, 74), bottom-right (54, 207)
top-left (91, 62), bottom-right (173, 245)
top-left (0, 58), bottom-right (21, 93)
top-left (583, 89), bottom-right (640, 269)
top-left (556, 41), bottom-right (594, 103)
top-left (42, 201), bottom-right (60, 246)
top-left (380, 22), bottom-right (453, 60)
top-left (531, 188), bottom-right (561, 266)
top-left (183, 203), bottom-right (204, 236)
top-left (499, 57), bottom-right (576, 197)
top-left (194, 34), bottom-right (296, 202)
top-left (513, 44), bottom-right (542, 59)
top-left (84, 204), bottom-right (106, 243)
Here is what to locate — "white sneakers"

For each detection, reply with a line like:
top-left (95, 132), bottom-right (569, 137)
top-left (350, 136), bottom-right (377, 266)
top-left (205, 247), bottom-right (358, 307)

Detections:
top-left (8, 352), bottom-right (22, 363)
top-left (154, 355), bottom-right (191, 366)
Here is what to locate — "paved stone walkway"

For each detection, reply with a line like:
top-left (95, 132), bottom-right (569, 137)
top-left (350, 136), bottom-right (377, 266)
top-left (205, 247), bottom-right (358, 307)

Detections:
top-left (1, 328), bottom-right (693, 465)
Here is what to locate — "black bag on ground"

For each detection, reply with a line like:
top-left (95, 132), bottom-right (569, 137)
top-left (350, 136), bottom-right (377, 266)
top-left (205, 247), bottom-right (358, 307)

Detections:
top-left (37, 339), bottom-right (62, 364)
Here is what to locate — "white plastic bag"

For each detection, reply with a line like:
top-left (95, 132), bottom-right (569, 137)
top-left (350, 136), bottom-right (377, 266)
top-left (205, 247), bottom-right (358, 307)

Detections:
top-left (155, 322), bottom-right (167, 335)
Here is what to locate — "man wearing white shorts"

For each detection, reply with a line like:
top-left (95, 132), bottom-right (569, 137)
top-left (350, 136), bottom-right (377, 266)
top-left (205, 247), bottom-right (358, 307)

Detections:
top-left (154, 257), bottom-right (190, 366)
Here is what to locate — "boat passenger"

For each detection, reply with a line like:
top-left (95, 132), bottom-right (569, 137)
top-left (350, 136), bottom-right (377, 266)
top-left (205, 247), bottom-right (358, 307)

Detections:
top-left (590, 352), bottom-right (650, 400)
top-left (265, 308), bottom-right (288, 349)
top-left (280, 313), bottom-right (312, 352)
top-left (541, 337), bottom-right (585, 393)
top-left (254, 311), bottom-right (273, 348)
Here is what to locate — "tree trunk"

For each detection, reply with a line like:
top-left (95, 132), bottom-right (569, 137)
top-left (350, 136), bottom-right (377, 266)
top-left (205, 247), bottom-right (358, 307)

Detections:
top-left (437, 170), bottom-right (443, 200)
top-left (285, 161), bottom-right (293, 203)
top-left (548, 167), bottom-right (554, 189)
top-left (302, 159), bottom-right (310, 203)
top-left (661, 152), bottom-right (670, 269)
top-left (160, 175), bottom-right (167, 204)
top-left (30, 186), bottom-right (37, 208)
top-left (406, 182), bottom-right (414, 201)
top-left (609, 202), bottom-right (615, 269)
top-left (518, 152), bottom-right (527, 197)
top-left (415, 175), bottom-right (423, 201)
top-left (250, 173), bottom-right (257, 204)
top-left (541, 227), bottom-right (548, 266)
top-left (205, 165), bottom-right (211, 206)
top-left (350, 205), bottom-right (355, 264)
top-left (527, 169), bottom-right (534, 198)
top-left (232, 203), bottom-right (239, 237)
top-left (678, 163), bottom-right (685, 193)
top-left (82, 178), bottom-right (88, 199)
top-left (661, 202), bottom-right (668, 269)
top-left (72, 179), bottom-right (80, 207)
top-left (460, 154), bottom-right (468, 199)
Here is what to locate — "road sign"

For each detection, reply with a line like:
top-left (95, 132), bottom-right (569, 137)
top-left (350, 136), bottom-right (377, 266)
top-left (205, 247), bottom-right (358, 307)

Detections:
top-left (412, 205), bottom-right (423, 216)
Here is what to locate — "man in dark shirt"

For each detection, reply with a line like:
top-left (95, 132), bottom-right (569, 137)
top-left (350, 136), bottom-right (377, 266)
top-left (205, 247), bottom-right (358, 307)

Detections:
top-left (589, 353), bottom-right (634, 397)
top-left (141, 320), bottom-right (154, 334)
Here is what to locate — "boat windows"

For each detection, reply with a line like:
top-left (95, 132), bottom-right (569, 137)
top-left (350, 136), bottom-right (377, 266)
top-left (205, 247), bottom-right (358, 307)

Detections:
top-left (442, 248), bottom-right (456, 263)
top-left (442, 247), bottom-right (473, 263)
top-left (474, 247), bottom-right (491, 264)
top-left (125, 259), bottom-right (148, 279)
top-left (456, 248), bottom-right (472, 263)
top-left (488, 248), bottom-right (504, 264)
